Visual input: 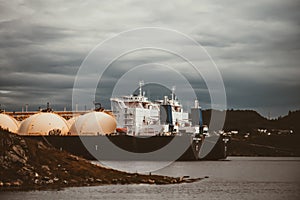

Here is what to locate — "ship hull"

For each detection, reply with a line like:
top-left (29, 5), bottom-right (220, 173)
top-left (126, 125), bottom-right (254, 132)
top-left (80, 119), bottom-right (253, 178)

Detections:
top-left (25, 134), bottom-right (205, 161)
top-left (200, 135), bottom-right (228, 160)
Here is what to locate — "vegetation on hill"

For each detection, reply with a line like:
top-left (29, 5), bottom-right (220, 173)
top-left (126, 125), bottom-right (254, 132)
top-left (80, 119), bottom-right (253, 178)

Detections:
top-left (201, 109), bottom-right (300, 156)
top-left (202, 109), bottom-right (300, 134)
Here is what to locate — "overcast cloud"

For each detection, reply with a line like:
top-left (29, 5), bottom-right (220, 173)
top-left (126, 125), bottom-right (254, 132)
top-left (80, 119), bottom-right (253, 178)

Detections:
top-left (0, 0), bottom-right (299, 117)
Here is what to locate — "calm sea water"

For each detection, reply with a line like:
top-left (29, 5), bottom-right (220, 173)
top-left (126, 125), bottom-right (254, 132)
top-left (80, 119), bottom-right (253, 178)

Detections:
top-left (1, 157), bottom-right (300, 200)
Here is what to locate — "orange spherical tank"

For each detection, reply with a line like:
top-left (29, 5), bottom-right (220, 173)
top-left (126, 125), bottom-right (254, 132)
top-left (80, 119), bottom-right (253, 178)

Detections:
top-left (0, 113), bottom-right (19, 133)
top-left (69, 111), bottom-right (116, 135)
top-left (18, 113), bottom-right (69, 136)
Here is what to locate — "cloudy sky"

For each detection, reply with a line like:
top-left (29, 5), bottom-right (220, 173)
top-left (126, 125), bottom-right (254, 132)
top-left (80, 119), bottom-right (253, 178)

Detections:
top-left (0, 0), bottom-right (299, 118)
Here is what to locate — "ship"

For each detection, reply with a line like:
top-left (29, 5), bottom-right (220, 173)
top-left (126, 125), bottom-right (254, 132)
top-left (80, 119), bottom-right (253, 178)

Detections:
top-left (107, 81), bottom-right (228, 161)
top-left (5, 82), bottom-right (228, 161)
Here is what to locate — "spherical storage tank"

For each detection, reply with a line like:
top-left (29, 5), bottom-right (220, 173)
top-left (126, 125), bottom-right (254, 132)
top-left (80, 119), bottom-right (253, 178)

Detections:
top-left (67, 116), bottom-right (79, 127)
top-left (0, 113), bottom-right (19, 133)
top-left (69, 111), bottom-right (116, 135)
top-left (18, 112), bottom-right (69, 136)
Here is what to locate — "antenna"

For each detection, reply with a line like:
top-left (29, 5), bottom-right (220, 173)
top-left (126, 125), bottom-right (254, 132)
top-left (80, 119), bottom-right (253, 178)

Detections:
top-left (139, 80), bottom-right (144, 96)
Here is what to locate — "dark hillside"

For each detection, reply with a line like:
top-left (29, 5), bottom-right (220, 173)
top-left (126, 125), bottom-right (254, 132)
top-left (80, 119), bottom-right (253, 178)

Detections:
top-left (272, 110), bottom-right (300, 133)
top-left (202, 109), bottom-right (300, 156)
top-left (202, 109), bottom-right (300, 134)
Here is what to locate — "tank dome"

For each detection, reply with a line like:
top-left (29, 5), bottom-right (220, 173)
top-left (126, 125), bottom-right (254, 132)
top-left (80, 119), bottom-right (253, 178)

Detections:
top-left (0, 113), bottom-right (19, 133)
top-left (69, 111), bottom-right (116, 135)
top-left (67, 116), bottom-right (79, 127)
top-left (18, 113), bottom-right (69, 136)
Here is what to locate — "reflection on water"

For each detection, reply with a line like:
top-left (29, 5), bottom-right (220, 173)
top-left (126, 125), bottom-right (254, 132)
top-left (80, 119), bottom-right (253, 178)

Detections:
top-left (1, 157), bottom-right (300, 200)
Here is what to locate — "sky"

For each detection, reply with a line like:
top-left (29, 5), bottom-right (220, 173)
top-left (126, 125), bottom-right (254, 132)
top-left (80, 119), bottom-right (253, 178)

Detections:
top-left (0, 0), bottom-right (299, 118)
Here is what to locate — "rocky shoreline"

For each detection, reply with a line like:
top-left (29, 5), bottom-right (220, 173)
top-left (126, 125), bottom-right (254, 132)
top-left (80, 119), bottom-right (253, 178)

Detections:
top-left (0, 129), bottom-right (202, 191)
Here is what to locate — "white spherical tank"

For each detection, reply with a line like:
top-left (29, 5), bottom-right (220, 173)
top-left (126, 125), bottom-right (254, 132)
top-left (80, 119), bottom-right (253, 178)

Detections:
top-left (67, 116), bottom-right (79, 127)
top-left (0, 113), bottom-right (19, 133)
top-left (18, 112), bottom-right (69, 136)
top-left (69, 111), bottom-right (116, 135)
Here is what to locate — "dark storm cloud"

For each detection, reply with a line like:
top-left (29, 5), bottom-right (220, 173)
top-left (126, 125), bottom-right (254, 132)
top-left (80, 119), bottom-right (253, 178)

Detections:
top-left (0, 0), bottom-right (299, 117)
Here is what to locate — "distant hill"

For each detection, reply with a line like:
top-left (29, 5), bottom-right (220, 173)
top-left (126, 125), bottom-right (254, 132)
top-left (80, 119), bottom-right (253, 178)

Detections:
top-left (272, 110), bottom-right (300, 133)
top-left (201, 109), bottom-right (300, 156)
top-left (202, 109), bottom-right (300, 134)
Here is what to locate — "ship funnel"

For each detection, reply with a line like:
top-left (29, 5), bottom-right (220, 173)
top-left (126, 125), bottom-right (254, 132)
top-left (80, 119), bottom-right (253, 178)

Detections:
top-left (160, 104), bottom-right (174, 132)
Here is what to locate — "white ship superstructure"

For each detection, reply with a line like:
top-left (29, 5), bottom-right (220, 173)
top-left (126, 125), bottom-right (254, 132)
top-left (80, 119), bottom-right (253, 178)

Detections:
top-left (110, 82), bottom-right (199, 136)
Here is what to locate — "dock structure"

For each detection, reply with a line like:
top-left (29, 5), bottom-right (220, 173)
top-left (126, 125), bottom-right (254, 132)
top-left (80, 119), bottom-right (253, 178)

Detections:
top-left (4, 111), bottom-right (90, 121)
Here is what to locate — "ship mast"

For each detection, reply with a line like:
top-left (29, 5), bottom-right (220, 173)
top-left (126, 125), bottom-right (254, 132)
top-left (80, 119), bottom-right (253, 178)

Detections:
top-left (171, 86), bottom-right (176, 101)
top-left (139, 80), bottom-right (144, 97)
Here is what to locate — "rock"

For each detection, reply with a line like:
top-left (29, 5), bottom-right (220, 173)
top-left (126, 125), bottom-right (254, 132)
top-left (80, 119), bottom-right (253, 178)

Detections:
top-left (112, 179), bottom-right (118, 183)
top-left (4, 137), bottom-right (13, 146)
top-left (87, 177), bottom-right (94, 182)
top-left (12, 145), bottom-right (27, 161)
top-left (17, 166), bottom-right (34, 177)
top-left (96, 179), bottom-right (103, 183)
top-left (6, 150), bottom-right (26, 164)
top-left (171, 179), bottom-right (177, 183)
top-left (69, 155), bottom-right (79, 161)
top-left (35, 172), bottom-right (39, 177)
top-left (148, 179), bottom-right (155, 184)
top-left (42, 176), bottom-right (50, 181)
top-left (41, 165), bottom-right (50, 171)
top-left (12, 180), bottom-right (23, 186)
top-left (141, 179), bottom-right (148, 183)
top-left (19, 139), bottom-right (27, 149)
top-left (46, 171), bottom-right (52, 176)
top-left (46, 179), bottom-right (54, 184)
top-left (53, 177), bottom-right (59, 182)
top-left (37, 142), bottom-right (47, 150)
top-left (4, 182), bottom-right (11, 187)
top-left (0, 157), bottom-right (10, 169)
top-left (63, 180), bottom-right (68, 184)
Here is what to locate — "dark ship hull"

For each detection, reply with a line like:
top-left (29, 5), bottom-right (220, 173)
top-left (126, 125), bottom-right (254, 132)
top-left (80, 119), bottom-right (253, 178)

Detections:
top-left (25, 134), bottom-right (227, 161)
top-left (199, 134), bottom-right (228, 160)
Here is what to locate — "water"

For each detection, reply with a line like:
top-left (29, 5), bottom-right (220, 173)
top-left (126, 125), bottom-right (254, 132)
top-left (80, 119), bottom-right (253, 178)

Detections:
top-left (1, 157), bottom-right (300, 200)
